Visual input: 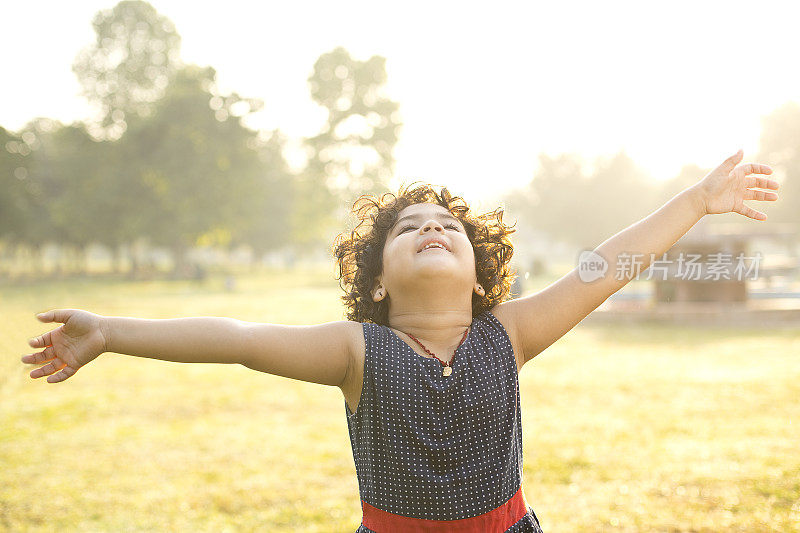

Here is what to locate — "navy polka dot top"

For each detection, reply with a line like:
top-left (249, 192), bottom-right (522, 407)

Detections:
top-left (345, 310), bottom-right (543, 532)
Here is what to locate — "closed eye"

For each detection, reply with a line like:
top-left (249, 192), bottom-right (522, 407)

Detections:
top-left (398, 223), bottom-right (460, 233)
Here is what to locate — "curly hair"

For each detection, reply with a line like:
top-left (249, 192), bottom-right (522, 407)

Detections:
top-left (332, 182), bottom-right (517, 325)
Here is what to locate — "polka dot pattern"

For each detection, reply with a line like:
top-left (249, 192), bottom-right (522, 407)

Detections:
top-left (345, 310), bottom-right (543, 532)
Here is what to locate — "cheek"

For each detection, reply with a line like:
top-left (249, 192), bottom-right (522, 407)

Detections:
top-left (465, 242), bottom-right (479, 271)
top-left (457, 237), bottom-right (476, 259)
top-left (381, 240), bottom-right (403, 274)
top-left (386, 234), bottom-right (413, 257)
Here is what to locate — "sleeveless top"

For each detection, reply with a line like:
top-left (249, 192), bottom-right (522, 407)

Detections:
top-left (345, 310), bottom-right (543, 532)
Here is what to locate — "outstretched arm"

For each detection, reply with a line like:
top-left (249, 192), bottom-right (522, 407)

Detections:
top-left (494, 149), bottom-right (779, 365)
top-left (22, 309), bottom-right (361, 389)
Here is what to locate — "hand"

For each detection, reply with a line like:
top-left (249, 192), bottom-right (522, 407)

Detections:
top-left (22, 309), bottom-right (109, 383)
top-left (697, 149), bottom-right (779, 220)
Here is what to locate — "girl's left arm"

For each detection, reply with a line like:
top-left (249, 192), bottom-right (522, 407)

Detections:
top-left (494, 149), bottom-right (779, 366)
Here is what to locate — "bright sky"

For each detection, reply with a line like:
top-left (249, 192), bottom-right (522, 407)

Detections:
top-left (2, 1), bottom-right (798, 209)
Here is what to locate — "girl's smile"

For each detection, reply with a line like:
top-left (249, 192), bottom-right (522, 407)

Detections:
top-left (417, 237), bottom-right (450, 253)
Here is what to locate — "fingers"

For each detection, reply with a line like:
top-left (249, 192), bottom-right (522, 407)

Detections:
top-left (732, 163), bottom-right (774, 183)
top-left (35, 309), bottom-right (73, 325)
top-left (30, 309), bottom-right (73, 348)
top-left (746, 175), bottom-right (780, 190)
top-left (725, 149), bottom-right (744, 167)
top-left (28, 357), bottom-right (67, 380)
top-left (744, 189), bottom-right (779, 202)
top-left (26, 310), bottom-right (79, 383)
top-left (28, 329), bottom-right (54, 349)
top-left (36, 310), bottom-right (54, 322)
top-left (36, 309), bottom-right (69, 322)
top-left (737, 162), bottom-right (773, 176)
top-left (21, 346), bottom-right (55, 365)
top-left (21, 347), bottom-right (77, 383)
top-left (47, 366), bottom-right (77, 383)
top-left (736, 204), bottom-right (767, 221)
top-left (754, 163), bottom-right (773, 175)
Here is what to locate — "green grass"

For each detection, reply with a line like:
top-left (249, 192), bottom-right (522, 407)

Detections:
top-left (1, 268), bottom-right (799, 532)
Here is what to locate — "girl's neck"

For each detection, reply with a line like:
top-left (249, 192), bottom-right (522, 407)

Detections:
top-left (388, 307), bottom-right (472, 351)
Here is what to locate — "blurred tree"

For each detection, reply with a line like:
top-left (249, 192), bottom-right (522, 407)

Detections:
top-left (295, 47), bottom-right (401, 251)
top-left (0, 126), bottom-right (38, 275)
top-left (9, 120), bottom-right (116, 276)
top-left (73, 0), bottom-right (181, 140)
top-left (655, 163), bottom-right (707, 202)
top-left (229, 129), bottom-right (294, 269)
top-left (93, 135), bottom-right (155, 276)
top-left (504, 152), bottom-right (587, 247)
top-left (0, 127), bottom-right (33, 245)
top-left (121, 64), bottom-right (285, 278)
top-left (29, 123), bottom-right (107, 274)
top-left (7, 119), bottom-right (77, 276)
top-left (24, 123), bottom-right (150, 276)
top-left (7, 118), bottom-right (173, 277)
top-left (505, 151), bottom-right (657, 250)
top-left (757, 102), bottom-right (800, 231)
top-left (581, 150), bottom-right (656, 249)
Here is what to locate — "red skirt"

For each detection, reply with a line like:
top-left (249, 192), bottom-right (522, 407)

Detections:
top-left (360, 485), bottom-right (530, 532)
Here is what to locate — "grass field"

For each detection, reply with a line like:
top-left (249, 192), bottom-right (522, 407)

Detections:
top-left (1, 268), bottom-right (799, 532)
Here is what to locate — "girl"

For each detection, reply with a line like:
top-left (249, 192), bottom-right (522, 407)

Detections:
top-left (22, 149), bottom-right (778, 532)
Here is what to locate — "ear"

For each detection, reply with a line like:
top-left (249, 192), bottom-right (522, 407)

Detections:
top-left (372, 280), bottom-right (386, 302)
top-left (474, 283), bottom-right (485, 297)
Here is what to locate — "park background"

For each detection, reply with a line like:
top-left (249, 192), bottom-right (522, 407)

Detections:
top-left (1, 1), bottom-right (799, 531)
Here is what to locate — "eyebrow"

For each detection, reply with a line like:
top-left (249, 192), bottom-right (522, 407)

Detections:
top-left (392, 212), bottom-right (462, 231)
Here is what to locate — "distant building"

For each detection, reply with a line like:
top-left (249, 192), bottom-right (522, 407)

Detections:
top-left (651, 218), bottom-right (797, 304)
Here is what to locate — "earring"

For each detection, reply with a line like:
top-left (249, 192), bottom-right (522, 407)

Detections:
top-left (373, 286), bottom-right (385, 302)
top-left (475, 284), bottom-right (485, 296)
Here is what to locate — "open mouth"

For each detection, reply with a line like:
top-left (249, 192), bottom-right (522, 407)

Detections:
top-left (418, 242), bottom-right (449, 253)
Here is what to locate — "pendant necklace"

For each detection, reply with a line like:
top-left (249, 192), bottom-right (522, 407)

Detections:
top-left (407, 328), bottom-right (469, 376)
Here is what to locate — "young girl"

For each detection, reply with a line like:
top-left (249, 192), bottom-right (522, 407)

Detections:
top-left (22, 149), bottom-right (778, 532)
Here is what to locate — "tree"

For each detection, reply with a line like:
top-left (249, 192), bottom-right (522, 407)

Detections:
top-left (0, 127), bottom-right (34, 246)
top-left (655, 163), bottom-right (708, 203)
top-left (294, 47), bottom-right (402, 250)
top-left (120, 65), bottom-right (276, 277)
top-left (505, 150), bottom-right (657, 251)
top-left (504, 152), bottom-right (588, 247)
top-left (580, 150), bottom-right (656, 249)
top-left (34, 124), bottom-right (109, 274)
top-left (72, 0), bottom-right (181, 140)
top-left (11, 119), bottom-right (85, 276)
top-left (229, 129), bottom-right (294, 266)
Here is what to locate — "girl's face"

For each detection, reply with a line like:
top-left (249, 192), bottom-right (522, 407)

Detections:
top-left (376, 202), bottom-right (477, 298)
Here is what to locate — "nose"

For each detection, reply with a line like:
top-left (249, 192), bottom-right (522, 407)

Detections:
top-left (420, 219), bottom-right (444, 234)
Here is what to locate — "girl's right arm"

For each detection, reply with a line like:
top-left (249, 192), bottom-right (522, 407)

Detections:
top-left (22, 309), bottom-right (363, 390)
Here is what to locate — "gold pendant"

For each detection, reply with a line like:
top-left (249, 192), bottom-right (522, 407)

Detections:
top-left (443, 366), bottom-right (452, 377)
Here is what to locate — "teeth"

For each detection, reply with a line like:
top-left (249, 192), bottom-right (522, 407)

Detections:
top-left (421, 243), bottom-right (446, 252)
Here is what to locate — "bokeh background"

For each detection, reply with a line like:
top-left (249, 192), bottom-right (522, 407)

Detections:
top-left (1, 1), bottom-right (799, 531)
